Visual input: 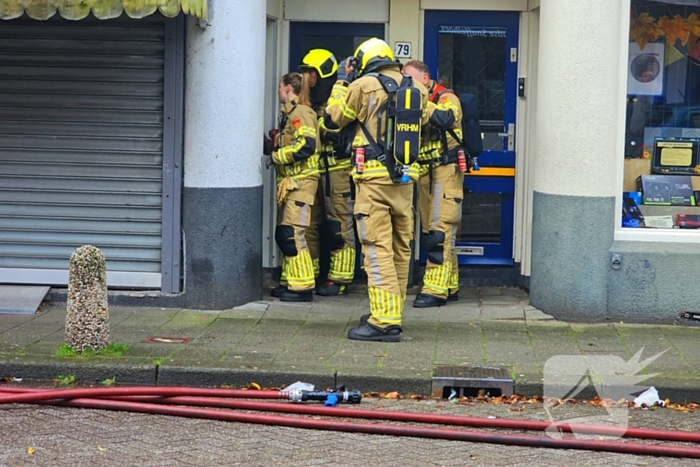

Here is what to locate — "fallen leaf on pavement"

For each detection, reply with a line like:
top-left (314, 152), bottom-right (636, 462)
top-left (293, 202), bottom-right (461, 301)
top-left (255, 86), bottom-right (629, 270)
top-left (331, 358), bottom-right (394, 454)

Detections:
top-left (381, 391), bottom-right (400, 399)
top-left (247, 382), bottom-right (261, 390)
top-left (27, 447), bottom-right (35, 455)
top-left (98, 446), bottom-right (107, 452)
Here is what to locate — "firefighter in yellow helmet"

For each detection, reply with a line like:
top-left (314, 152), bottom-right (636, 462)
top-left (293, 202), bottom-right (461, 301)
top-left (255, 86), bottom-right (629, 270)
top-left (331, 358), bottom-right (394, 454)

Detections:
top-left (321, 38), bottom-right (455, 341)
top-left (264, 72), bottom-right (321, 302)
top-left (403, 60), bottom-right (464, 308)
top-left (299, 49), bottom-right (357, 297)
top-left (270, 50), bottom-right (337, 299)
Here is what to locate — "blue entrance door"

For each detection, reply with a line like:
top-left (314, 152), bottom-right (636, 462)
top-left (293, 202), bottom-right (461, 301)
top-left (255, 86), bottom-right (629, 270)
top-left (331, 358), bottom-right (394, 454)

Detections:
top-left (424, 11), bottom-right (520, 266)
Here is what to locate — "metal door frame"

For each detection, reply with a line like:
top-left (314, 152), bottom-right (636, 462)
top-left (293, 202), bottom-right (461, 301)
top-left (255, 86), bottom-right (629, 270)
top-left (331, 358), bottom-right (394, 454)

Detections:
top-left (161, 14), bottom-right (186, 293)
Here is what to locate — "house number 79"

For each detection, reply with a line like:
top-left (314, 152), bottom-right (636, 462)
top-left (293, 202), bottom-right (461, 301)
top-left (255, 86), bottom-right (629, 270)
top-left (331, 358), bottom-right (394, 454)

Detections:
top-left (395, 42), bottom-right (412, 58)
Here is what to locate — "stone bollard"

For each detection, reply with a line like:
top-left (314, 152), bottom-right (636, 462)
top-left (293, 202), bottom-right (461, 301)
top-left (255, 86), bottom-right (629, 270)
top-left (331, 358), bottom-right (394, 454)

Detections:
top-left (65, 245), bottom-right (110, 353)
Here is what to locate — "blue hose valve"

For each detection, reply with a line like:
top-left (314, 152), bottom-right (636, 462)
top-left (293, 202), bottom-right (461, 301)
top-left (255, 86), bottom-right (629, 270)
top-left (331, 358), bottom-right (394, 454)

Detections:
top-left (324, 394), bottom-right (339, 407)
top-left (472, 158), bottom-right (480, 171)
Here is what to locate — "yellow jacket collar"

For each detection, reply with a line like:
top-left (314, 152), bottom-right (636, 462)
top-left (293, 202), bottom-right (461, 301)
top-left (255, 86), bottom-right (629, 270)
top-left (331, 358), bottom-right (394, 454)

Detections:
top-left (281, 101), bottom-right (298, 115)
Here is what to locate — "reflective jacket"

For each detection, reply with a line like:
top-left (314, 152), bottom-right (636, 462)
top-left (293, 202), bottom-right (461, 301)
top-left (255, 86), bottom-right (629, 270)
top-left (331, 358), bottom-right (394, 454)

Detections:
top-left (273, 101), bottom-right (320, 181)
top-left (312, 99), bottom-right (352, 174)
top-left (418, 81), bottom-right (464, 177)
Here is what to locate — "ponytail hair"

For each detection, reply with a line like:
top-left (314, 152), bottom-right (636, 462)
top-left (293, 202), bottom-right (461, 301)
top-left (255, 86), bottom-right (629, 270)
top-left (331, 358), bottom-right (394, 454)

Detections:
top-left (281, 72), bottom-right (312, 106)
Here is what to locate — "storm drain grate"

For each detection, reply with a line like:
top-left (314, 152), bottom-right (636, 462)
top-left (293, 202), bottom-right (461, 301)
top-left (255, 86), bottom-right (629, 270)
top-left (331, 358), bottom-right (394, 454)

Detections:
top-left (145, 336), bottom-right (190, 344)
top-left (431, 365), bottom-right (513, 398)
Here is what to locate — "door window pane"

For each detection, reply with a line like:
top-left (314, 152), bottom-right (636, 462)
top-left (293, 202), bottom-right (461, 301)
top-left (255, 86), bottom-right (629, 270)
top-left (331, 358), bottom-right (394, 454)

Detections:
top-left (458, 193), bottom-right (502, 244)
top-left (438, 26), bottom-right (507, 150)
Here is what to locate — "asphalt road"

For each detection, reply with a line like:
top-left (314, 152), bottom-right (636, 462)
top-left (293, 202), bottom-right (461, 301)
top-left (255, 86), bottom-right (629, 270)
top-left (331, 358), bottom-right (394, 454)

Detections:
top-left (1, 397), bottom-right (699, 466)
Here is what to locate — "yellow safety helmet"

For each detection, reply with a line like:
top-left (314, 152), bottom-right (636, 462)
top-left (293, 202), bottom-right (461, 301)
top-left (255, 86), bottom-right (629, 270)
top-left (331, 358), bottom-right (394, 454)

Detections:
top-left (353, 38), bottom-right (396, 76)
top-left (299, 49), bottom-right (338, 79)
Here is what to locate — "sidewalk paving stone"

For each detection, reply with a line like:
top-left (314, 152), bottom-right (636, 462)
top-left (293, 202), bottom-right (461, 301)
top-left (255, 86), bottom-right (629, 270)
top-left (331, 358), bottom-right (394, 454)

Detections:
top-left (480, 294), bottom-right (520, 305)
top-left (482, 304), bottom-right (525, 320)
top-left (484, 330), bottom-right (535, 364)
top-left (526, 323), bottom-right (580, 360)
top-left (571, 324), bottom-right (629, 353)
top-left (614, 325), bottom-right (698, 375)
top-left (524, 307), bottom-right (555, 321)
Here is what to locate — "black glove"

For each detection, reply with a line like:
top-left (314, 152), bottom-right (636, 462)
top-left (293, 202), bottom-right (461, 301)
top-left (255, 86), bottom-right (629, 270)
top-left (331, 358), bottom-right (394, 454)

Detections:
top-left (263, 133), bottom-right (272, 156)
top-left (341, 57), bottom-right (359, 83)
top-left (325, 130), bottom-right (342, 147)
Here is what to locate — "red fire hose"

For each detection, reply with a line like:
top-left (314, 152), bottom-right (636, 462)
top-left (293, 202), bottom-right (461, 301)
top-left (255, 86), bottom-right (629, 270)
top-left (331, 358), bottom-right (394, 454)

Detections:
top-left (2, 386), bottom-right (699, 459)
top-left (2, 387), bottom-right (697, 443)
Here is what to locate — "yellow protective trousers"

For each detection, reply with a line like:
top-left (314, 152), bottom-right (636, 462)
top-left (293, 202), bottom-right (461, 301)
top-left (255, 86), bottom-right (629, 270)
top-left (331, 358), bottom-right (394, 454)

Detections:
top-left (354, 177), bottom-right (414, 328)
top-left (304, 184), bottom-right (324, 278)
top-left (418, 164), bottom-right (464, 300)
top-left (276, 176), bottom-right (319, 292)
top-left (322, 166), bottom-right (356, 284)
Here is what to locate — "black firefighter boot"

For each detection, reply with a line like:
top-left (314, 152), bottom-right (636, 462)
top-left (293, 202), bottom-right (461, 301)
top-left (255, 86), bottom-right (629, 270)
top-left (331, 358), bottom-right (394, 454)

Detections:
top-left (413, 293), bottom-right (447, 308)
top-left (280, 289), bottom-right (313, 303)
top-left (347, 320), bottom-right (401, 343)
top-left (316, 280), bottom-right (348, 297)
top-left (270, 285), bottom-right (288, 298)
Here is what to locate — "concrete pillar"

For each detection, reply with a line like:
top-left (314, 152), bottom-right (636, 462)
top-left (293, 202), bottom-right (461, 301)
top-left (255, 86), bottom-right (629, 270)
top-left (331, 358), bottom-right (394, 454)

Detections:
top-left (182, 0), bottom-right (266, 309)
top-left (530, 0), bottom-right (624, 319)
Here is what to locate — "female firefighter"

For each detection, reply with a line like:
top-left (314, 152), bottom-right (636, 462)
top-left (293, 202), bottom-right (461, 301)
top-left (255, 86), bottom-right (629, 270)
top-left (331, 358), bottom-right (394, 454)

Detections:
top-left (264, 72), bottom-right (321, 302)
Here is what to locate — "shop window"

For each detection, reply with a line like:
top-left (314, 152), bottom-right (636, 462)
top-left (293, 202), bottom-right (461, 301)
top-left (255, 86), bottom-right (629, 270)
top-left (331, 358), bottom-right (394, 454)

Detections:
top-left (623, 0), bottom-right (700, 231)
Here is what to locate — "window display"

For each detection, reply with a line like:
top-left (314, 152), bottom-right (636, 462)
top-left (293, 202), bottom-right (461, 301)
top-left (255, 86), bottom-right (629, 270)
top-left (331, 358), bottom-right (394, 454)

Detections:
top-left (623, 0), bottom-right (700, 230)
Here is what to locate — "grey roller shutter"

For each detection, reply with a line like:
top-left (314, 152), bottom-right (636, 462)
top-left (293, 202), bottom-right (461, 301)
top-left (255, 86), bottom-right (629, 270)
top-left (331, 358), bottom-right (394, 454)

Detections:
top-left (0, 15), bottom-right (166, 288)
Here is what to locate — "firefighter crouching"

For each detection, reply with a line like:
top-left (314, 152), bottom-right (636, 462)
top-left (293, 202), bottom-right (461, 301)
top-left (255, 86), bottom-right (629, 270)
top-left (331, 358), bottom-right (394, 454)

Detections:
top-left (404, 60), bottom-right (465, 308)
top-left (322, 38), bottom-right (455, 342)
top-left (264, 73), bottom-right (321, 302)
top-left (299, 49), bottom-right (357, 297)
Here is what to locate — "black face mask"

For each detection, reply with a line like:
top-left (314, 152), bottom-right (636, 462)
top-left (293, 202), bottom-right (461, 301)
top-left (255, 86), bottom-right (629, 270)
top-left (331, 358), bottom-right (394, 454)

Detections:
top-left (310, 73), bottom-right (337, 110)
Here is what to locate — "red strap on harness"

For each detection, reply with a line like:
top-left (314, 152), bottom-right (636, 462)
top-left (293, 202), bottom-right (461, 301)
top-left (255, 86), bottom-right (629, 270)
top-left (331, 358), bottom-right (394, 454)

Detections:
top-left (430, 83), bottom-right (449, 103)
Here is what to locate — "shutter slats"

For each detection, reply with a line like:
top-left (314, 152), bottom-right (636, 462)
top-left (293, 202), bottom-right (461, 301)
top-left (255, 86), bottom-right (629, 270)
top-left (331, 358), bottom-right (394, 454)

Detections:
top-left (0, 39), bottom-right (165, 55)
top-left (0, 149), bottom-right (163, 165)
top-left (0, 257), bottom-right (157, 273)
top-left (0, 135), bottom-right (163, 152)
top-left (2, 66), bottom-right (163, 82)
top-left (0, 53), bottom-right (165, 69)
top-left (0, 177), bottom-right (162, 193)
top-left (0, 204), bottom-right (161, 220)
top-left (0, 81), bottom-right (164, 98)
top-left (0, 217), bottom-right (161, 234)
top-left (0, 93), bottom-right (162, 111)
top-left (0, 16), bottom-right (165, 282)
top-left (0, 121), bottom-right (164, 139)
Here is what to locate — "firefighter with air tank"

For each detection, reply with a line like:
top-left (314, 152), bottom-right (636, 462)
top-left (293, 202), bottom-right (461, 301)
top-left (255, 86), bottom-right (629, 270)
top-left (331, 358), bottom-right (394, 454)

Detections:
top-left (403, 60), bottom-right (466, 309)
top-left (321, 38), bottom-right (456, 342)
